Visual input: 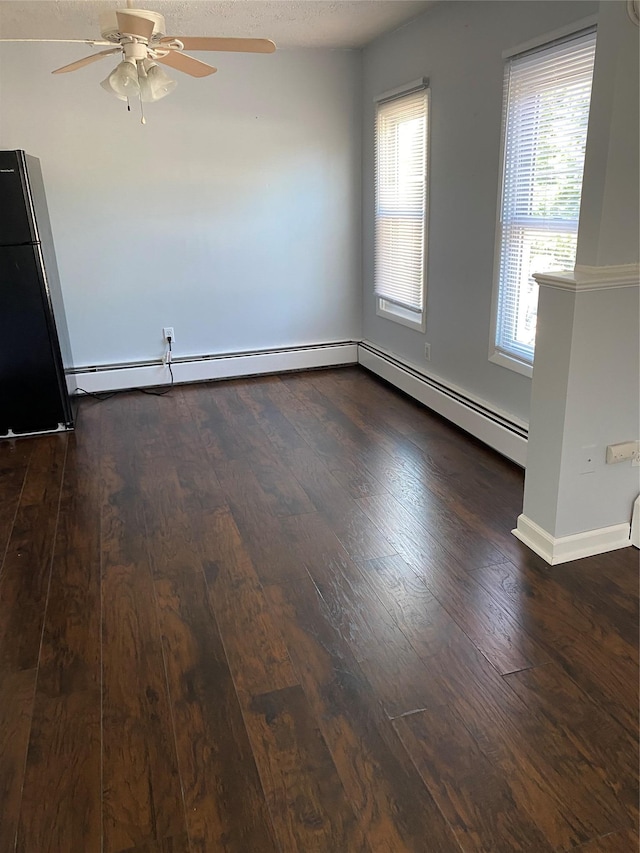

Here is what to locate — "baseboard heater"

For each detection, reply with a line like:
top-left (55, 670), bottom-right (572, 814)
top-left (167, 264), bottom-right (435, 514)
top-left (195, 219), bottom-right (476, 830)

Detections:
top-left (71, 341), bottom-right (359, 395)
top-left (71, 337), bottom-right (526, 465)
top-left (358, 341), bottom-right (528, 466)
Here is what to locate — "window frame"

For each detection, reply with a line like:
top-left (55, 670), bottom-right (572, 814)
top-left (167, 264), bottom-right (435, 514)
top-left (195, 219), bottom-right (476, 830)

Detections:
top-left (489, 22), bottom-right (597, 377)
top-left (374, 79), bottom-right (430, 333)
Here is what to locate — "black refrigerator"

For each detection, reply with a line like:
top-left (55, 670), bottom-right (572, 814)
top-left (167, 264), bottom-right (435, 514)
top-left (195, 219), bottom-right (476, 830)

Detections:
top-left (0, 150), bottom-right (76, 437)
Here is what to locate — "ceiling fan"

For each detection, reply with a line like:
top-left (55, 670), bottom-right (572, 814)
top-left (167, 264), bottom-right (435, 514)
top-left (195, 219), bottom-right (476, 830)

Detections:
top-left (0, 3), bottom-right (276, 117)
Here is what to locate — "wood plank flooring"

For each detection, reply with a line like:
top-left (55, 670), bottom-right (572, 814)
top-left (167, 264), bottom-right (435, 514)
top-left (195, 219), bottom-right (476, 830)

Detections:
top-left (0, 366), bottom-right (637, 853)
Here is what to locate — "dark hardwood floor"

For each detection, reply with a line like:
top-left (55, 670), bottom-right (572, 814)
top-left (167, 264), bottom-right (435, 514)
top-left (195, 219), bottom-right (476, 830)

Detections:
top-left (0, 366), bottom-right (638, 853)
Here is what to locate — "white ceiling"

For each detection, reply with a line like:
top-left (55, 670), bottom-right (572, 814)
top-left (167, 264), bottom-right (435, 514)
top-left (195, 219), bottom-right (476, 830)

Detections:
top-left (0, 0), bottom-right (436, 48)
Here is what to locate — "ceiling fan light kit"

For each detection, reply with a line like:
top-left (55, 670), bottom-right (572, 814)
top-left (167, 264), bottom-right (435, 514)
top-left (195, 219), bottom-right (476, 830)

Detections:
top-left (101, 58), bottom-right (141, 101)
top-left (139, 61), bottom-right (177, 102)
top-left (0, 6), bottom-right (276, 122)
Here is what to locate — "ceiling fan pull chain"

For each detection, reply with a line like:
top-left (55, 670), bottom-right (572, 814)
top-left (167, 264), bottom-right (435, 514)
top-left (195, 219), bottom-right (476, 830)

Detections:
top-left (139, 95), bottom-right (146, 125)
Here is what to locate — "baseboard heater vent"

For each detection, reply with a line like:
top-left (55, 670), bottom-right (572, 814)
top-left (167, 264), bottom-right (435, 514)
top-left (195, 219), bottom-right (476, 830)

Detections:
top-left (358, 341), bottom-right (528, 466)
top-left (71, 341), bottom-right (358, 374)
top-left (71, 341), bottom-right (359, 395)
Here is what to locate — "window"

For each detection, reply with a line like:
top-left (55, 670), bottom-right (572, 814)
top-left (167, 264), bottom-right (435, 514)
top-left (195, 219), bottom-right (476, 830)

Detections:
top-left (491, 28), bottom-right (596, 373)
top-left (375, 81), bottom-right (429, 330)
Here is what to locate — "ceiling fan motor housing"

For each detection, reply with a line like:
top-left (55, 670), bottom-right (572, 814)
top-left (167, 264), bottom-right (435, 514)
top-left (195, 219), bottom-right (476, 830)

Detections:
top-left (99, 9), bottom-right (166, 42)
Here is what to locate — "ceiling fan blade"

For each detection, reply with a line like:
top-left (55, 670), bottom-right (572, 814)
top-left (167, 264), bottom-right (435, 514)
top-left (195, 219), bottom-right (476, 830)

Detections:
top-left (52, 48), bottom-right (121, 74)
top-left (160, 37), bottom-right (276, 54)
top-left (0, 38), bottom-right (114, 45)
top-left (157, 51), bottom-right (217, 78)
top-left (116, 11), bottom-right (155, 41)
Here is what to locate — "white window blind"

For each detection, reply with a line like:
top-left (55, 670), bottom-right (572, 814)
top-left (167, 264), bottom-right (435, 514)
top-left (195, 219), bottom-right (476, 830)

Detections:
top-left (375, 85), bottom-right (428, 319)
top-left (494, 28), bottom-right (596, 365)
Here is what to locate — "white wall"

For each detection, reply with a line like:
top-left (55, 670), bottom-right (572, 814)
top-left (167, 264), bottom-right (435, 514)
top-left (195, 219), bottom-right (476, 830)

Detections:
top-left (557, 286), bottom-right (639, 536)
top-left (523, 281), bottom-right (640, 540)
top-left (361, 0), bottom-right (598, 425)
top-left (0, 44), bottom-right (362, 367)
top-left (577, 0), bottom-right (640, 267)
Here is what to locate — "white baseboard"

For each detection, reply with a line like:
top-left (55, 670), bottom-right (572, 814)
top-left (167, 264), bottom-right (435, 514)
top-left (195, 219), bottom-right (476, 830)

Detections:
top-left (631, 496), bottom-right (640, 549)
top-left (512, 514), bottom-right (632, 565)
top-left (357, 342), bottom-right (528, 466)
top-left (73, 342), bottom-right (358, 394)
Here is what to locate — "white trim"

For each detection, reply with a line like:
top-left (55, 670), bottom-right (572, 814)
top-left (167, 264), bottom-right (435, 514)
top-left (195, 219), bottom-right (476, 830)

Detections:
top-left (534, 263), bottom-right (640, 292)
top-left (374, 85), bottom-right (430, 324)
top-left (489, 350), bottom-right (533, 379)
top-left (488, 58), bottom-right (510, 375)
top-left (1, 422), bottom-right (70, 440)
top-left (357, 341), bottom-right (528, 466)
top-left (73, 342), bottom-right (358, 395)
top-left (376, 298), bottom-right (425, 332)
top-left (374, 77), bottom-right (428, 104)
top-left (513, 514), bottom-right (632, 565)
top-left (631, 496), bottom-right (640, 549)
top-left (502, 16), bottom-right (598, 59)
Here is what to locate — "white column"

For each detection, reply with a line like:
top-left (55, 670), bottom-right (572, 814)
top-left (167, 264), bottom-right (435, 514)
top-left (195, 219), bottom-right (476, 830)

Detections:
top-left (514, 2), bottom-right (640, 564)
top-left (515, 268), bottom-right (639, 564)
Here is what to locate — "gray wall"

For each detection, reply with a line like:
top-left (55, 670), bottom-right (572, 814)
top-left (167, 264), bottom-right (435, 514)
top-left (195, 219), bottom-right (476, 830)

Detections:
top-left (0, 45), bottom-right (362, 367)
top-left (557, 286), bottom-right (640, 536)
top-left (577, 0), bottom-right (640, 267)
top-left (362, 0), bottom-right (598, 424)
top-left (524, 284), bottom-right (640, 538)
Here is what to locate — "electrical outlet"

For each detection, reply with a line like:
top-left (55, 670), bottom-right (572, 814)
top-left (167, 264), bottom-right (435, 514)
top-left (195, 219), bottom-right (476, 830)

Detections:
top-left (163, 327), bottom-right (175, 343)
top-left (424, 342), bottom-right (431, 361)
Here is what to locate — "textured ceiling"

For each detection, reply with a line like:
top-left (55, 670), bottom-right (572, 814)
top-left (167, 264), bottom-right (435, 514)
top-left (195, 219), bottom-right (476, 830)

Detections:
top-left (0, 0), bottom-right (435, 48)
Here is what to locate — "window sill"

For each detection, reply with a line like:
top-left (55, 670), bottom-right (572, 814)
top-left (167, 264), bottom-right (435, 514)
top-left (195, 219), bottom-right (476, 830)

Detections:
top-left (377, 299), bottom-right (425, 332)
top-left (489, 350), bottom-right (533, 378)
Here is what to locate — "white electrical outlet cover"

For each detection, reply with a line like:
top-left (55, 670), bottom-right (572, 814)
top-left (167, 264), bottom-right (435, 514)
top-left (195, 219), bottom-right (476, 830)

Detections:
top-left (606, 440), bottom-right (640, 464)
